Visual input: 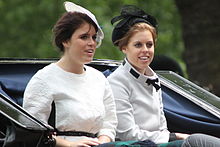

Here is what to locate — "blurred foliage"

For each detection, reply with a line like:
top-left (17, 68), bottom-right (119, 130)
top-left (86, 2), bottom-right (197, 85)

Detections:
top-left (0, 0), bottom-right (184, 68)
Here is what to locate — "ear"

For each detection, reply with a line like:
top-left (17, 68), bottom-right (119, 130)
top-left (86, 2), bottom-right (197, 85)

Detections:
top-left (62, 40), bottom-right (70, 49)
top-left (121, 46), bottom-right (127, 54)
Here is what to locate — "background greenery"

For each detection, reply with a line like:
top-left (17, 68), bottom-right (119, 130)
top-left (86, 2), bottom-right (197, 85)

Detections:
top-left (2, 0), bottom-right (220, 96)
top-left (0, 0), bottom-right (184, 69)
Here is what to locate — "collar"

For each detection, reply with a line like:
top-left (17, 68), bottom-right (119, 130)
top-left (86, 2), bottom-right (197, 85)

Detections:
top-left (122, 58), bottom-right (161, 91)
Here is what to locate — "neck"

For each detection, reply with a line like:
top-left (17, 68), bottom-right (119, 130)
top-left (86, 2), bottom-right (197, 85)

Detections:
top-left (126, 58), bottom-right (153, 76)
top-left (144, 67), bottom-right (154, 76)
top-left (56, 57), bottom-right (85, 74)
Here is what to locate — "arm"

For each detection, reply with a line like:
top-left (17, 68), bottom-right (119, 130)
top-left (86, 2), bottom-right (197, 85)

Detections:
top-left (55, 136), bottom-right (100, 147)
top-left (23, 77), bottom-right (53, 123)
top-left (158, 90), bottom-right (190, 141)
top-left (158, 89), bottom-right (169, 133)
top-left (98, 80), bottom-right (118, 142)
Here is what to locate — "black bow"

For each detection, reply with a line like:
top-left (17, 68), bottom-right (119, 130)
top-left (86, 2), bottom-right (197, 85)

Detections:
top-left (127, 62), bottom-right (161, 91)
top-left (146, 78), bottom-right (161, 91)
top-left (111, 5), bottom-right (158, 46)
top-left (111, 5), bottom-right (158, 29)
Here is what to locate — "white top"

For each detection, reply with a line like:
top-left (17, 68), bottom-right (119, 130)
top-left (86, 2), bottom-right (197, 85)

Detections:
top-left (23, 63), bottom-right (117, 141)
top-left (107, 58), bottom-right (170, 144)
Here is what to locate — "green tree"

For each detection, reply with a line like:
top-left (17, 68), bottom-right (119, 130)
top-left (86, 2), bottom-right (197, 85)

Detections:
top-left (0, 0), bottom-right (184, 67)
top-left (175, 0), bottom-right (220, 96)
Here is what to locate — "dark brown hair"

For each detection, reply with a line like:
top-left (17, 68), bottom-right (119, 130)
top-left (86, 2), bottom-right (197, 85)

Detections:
top-left (53, 12), bottom-right (98, 52)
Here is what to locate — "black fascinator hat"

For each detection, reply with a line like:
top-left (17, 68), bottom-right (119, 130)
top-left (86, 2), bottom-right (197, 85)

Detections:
top-left (111, 5), bottom-right (158, 46)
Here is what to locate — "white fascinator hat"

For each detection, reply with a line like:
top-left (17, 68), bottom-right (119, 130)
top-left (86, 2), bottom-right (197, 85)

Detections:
top-left (64, 1), bottom-right (104, 48)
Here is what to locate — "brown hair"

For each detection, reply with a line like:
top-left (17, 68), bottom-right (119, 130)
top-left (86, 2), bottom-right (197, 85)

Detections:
top-left (116, 23), bottom-right (157, 50)
top-left (53, 12), bottom-right (98, 52)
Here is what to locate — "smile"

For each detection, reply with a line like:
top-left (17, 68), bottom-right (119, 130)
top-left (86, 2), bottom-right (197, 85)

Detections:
top-left (85, 49), bottom-right (94, 53)
top-left (139, 56), bottom-right (149, 61)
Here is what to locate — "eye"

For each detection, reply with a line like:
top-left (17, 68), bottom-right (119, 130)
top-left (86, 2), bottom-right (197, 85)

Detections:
top-left (80, 34), bottom-right (89, 40)
top-left (134, 42), bottom-right (142, 48)
top-left (146, 41), bottom-right (153, 48)
top-left (92, 35), bottom-right (97, 41)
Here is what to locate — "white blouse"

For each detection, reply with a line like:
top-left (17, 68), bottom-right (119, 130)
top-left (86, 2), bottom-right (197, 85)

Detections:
top-left (23, 63), bottom-right (117, 141)
top-left (107, 58), bottom-right (170, 144)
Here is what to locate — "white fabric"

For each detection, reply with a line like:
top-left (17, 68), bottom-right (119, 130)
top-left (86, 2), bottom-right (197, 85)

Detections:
top-left (23, 63), bottom-right (117, 141)
top-left (107, 58), bottom-right (170, 144)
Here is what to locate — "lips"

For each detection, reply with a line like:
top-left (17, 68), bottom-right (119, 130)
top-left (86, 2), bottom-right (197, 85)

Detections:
top-left (139, 56), bottom-right (150, 61)
top-left (85, 49), bottom-right (95, 57)
top-left (85, 49), bottom-right (94, 53)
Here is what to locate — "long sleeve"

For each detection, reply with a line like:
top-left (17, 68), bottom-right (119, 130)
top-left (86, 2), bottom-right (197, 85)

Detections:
top-left (23, 77), bottom-right (53, 124)
top-left (158, 90), bottom-right (169, 132)
top-left (98, 79), bottom-right (118, 141)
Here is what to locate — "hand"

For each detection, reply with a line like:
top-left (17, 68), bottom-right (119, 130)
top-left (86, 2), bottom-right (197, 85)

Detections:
top-left (175, 133), bottom-right (190, 140)
top-left (98, 135), bottom-right (111, 144)
top-left (69, 138), bottom-right (101, 147)
top-left (55, 136), bottom-right (101, 147)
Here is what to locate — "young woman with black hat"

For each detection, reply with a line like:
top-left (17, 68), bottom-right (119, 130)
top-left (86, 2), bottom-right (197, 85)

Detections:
top-left (107, 5), bottom-right (220, 147)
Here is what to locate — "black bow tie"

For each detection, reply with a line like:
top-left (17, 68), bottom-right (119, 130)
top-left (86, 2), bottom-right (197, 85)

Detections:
top-left (146, 78), bottom-right (161, 91)
top-left (129, 68), bottom-right (161, 91)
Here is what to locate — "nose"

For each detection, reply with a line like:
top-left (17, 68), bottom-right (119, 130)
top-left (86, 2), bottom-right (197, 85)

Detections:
top-left (142, 44), bottom-right (149, 52)
top-left (88, 37), bottom-right (96, 46)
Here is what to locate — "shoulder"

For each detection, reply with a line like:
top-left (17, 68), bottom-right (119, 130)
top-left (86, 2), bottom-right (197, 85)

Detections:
top-left (107, 65), bottom-right (131, 90)
top-left (27, 63), bottom-right (56, 87)
top-left (33, 63), bottom-right (56, 78)
top-left (85, 65), bottom-right (106, 79)
top-left (107, 66), bottom-right (132, 99)
top-left (108, 65), bottom-right (128, 81)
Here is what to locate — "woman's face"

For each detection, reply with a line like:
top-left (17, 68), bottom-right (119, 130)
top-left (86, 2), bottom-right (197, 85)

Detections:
top-left (63, 23), bottom-right (97, 65)
top-left (122, 30), bottom-right (154, 74)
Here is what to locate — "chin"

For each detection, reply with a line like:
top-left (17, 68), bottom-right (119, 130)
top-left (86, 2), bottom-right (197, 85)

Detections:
top-left (139, 61), bottom-right (150, 67)
top-left (84, 58), bottom-right (93, 63)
